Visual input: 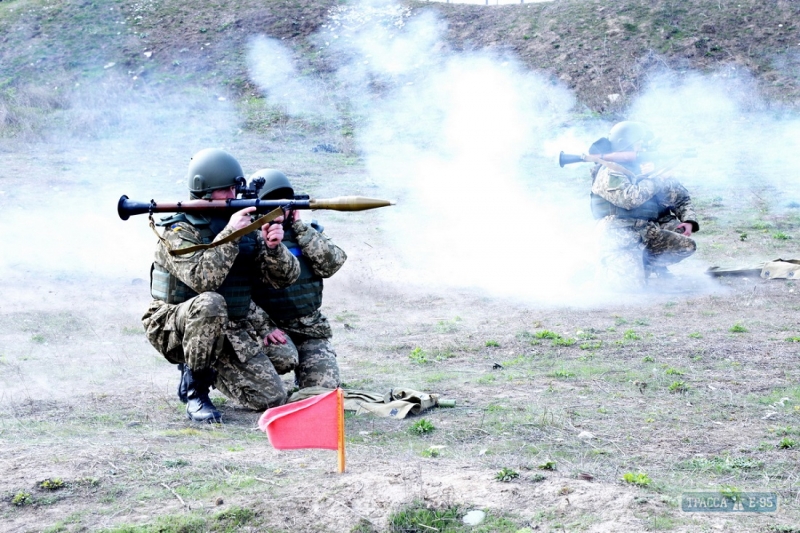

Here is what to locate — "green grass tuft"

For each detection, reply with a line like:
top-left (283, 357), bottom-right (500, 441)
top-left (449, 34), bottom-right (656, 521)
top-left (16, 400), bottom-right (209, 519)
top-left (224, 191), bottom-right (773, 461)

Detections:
top-left (39, 478), bottom-right (65, 490)
top-left (409, 347), bottom-right (428, 364)
top-left (668, 381), bottom-right (690, 394)
top-left (495, 467), bottom-right (519, 482)
top-left (12, 491), bottom-right (32, 506)
top-left (534, 330), bottom-right (561, 340)
top-left (409, 419), bottom-right (435, 435)
top-left (622, 472), bottom-right (651, 487)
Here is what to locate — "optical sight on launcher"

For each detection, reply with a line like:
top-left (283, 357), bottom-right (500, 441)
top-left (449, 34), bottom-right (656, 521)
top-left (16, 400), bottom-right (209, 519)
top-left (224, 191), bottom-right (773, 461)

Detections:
top-left (235, 176), bottom-right (265, 199)
top-left (233, 176), bottom-right (311, 204)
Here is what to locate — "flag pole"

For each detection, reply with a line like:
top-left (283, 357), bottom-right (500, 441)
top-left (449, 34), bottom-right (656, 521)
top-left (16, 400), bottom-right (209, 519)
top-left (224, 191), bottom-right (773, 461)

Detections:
top-left (337, 388), bottom-right (346, 473)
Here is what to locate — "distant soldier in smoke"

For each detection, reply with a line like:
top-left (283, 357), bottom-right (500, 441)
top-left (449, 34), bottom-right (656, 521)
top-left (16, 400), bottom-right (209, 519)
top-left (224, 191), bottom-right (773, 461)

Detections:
top-left (141, 149), bottom-right (300, 423)
top-left (589, 121), bottom-right (699, 288)
top-left (247, 169), bottom-right (345, 391)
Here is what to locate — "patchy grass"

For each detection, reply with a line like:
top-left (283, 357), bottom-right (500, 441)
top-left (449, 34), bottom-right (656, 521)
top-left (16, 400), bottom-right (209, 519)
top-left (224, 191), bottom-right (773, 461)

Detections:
top-left (387, 501), bottom-right (521, 533)
top-left (3, 3), bottom-right (800, 533)
top-left (495, 467), bottom-right (520, 482)
top-left (678, 456), bottom-right (763, 474)
top-left (409, 419), bottom-right (435, 435)
top-left (622, 472), bottom-right (652, 487)
top-left (668, 381), bottom-right (690, 394)
top-left (100, 506), bottom-right (256, 533)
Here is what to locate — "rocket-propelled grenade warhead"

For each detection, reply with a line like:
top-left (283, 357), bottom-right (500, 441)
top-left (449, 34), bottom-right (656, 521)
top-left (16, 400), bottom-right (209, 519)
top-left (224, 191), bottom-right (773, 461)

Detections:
top-left (117, 195), bottom-right (396, 220)
top-left (308, 196), bottom-right (395, 211)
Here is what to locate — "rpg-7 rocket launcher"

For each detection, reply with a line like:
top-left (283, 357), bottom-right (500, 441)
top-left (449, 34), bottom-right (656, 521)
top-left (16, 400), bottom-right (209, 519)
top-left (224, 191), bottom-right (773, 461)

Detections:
top-left (559, 149), bottom-right (698, 182)
top-left (558, 149), bottom-right (697, 169)
top-left (118, 174), bottom-right (395, 220)
top-left (117, 195), bottom-right (394, 220)
top-left (559, 133), bottom-right (697, 179)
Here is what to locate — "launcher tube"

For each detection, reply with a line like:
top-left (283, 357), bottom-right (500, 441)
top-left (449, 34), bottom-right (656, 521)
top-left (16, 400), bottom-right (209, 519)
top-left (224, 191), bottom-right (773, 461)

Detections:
top-left (118, 195), bottom-right (394, 220)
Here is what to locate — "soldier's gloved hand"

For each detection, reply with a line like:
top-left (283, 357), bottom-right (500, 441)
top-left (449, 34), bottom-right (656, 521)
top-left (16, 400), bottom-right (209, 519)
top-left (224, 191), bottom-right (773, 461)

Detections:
top-left (675, 222), bottom-right (693, 237)
top-left (264, 328), bottom-right (287, 345)
top-left (229, 207), bottom-right (257, 230)
top-left (262, 215), bottom-right (285, 248)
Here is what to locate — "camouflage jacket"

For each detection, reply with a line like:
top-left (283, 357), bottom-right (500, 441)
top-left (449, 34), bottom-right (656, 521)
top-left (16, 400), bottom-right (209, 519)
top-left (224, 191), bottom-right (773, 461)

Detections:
top-left (153, 221), bottom-right (300, 293)
top-left (152, 220), bottom-right (300, 363)
top-left (250, 219), bottom-right (347, 340)
top-left (592, 166), bottom-right (699, 232)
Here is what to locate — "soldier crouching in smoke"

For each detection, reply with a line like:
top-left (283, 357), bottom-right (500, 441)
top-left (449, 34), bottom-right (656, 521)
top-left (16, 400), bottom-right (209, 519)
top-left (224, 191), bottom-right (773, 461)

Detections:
top-left (141, 149), bottom-right (300, 423)
top-left (588, 121), bottom-right (699, 289)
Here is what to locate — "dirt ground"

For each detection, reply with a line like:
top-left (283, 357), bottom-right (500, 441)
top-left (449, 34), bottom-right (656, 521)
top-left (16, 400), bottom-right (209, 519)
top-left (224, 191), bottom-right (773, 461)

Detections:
top-left (1, 1), bottom-right (800, 532)
top-left (0, 132), bottom-right (798, 533)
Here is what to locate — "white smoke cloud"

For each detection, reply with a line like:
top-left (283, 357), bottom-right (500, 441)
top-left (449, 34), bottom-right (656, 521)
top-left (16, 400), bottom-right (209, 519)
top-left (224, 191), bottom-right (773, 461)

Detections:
top-left (9, 0), bottom-right (795, 308)
top-left (246, 0), bottom-right (632, 305)
top-left (0, 75), bottom-right (243, 283)
top-left (247, 35), bottom-right (336, 118)
top-left (625, 68), bottom-right (800, 220)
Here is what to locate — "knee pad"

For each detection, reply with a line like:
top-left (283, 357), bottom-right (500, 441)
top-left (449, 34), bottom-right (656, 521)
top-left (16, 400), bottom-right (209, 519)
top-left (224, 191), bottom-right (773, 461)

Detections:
top-left (190, 292), bottom-right (228, 320)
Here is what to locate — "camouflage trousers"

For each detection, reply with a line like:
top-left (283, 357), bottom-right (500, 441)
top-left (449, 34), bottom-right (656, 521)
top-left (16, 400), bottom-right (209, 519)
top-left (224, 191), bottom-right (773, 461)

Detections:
top-left (264, 335), bottom-right (340, 389)
top-left (142, 293), bottom-right (288, 410)
top-left (644, 219), bottom-right (697, 267)
top-left (597, 218), bottom-right (696, 290)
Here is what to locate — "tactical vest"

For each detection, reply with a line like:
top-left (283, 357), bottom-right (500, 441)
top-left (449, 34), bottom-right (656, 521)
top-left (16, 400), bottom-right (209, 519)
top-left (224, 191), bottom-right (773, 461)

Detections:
top-left (590, 193), bottom-right (660, 221)
top-left (590, 162), bottom-right (662, 221)
top-left (150, 214), bottom-right (256, 320)
top-left (252, 224), bottom-right (323, 321)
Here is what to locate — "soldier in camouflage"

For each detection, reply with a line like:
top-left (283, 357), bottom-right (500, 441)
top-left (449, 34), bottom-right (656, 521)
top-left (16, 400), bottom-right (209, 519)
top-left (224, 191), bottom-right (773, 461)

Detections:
top-left (589, 122), bottom-right (699, 289)
top-left (247, 169), bottom-right (346, 390)
top-left (141, 149), bottom-right (300, 423)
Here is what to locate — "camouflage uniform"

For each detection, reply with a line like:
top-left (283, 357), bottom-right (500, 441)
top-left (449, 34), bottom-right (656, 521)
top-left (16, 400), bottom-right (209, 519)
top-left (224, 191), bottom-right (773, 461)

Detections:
top-left (250, 219), bottom-right (346, 389)
top-left (591, 165), bottom-right (699, 289)
top-left (141, 217), bottom-right (301, 410)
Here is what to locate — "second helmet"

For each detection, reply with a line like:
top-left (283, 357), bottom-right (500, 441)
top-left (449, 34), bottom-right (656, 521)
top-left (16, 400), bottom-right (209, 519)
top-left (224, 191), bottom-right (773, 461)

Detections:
top-left (253, 169), bottom-right (294, 200)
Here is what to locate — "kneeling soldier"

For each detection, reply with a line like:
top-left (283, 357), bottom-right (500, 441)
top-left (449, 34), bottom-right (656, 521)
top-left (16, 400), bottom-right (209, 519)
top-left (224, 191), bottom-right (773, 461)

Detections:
top-left (141, 150), bottom-right (300, 422)
top-left (248, 169), bottom-right (345, 391)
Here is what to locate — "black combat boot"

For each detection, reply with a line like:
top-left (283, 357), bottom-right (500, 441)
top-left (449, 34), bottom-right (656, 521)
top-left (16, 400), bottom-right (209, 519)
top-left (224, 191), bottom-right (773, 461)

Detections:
top-left (184, 367), bottom-right (222, 423)
top-left (177, 363), bottom-right (189, 404)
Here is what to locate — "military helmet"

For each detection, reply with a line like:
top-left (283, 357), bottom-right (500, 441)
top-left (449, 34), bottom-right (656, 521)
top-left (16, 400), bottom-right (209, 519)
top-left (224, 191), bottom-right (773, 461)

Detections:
top-left (608, 121), bottom-right (654, 152)
top-left (187, 148), bottom-right (244, 198)
top-left (253, 168), bottom-right (294, 200)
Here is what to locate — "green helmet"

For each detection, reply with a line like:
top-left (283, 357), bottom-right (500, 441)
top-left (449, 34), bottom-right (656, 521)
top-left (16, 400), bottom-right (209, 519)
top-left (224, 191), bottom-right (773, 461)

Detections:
top-left (608, 121), bottom-right (654, 152)
top-left (187, 148), bottom-right (244, 198)
top-left (254, 168), bottom-right (294, 200)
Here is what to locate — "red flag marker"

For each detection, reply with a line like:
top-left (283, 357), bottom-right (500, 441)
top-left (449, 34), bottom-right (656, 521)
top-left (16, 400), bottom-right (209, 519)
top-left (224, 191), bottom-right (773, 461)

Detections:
top-left (258, 388), bottom-right (346, 473)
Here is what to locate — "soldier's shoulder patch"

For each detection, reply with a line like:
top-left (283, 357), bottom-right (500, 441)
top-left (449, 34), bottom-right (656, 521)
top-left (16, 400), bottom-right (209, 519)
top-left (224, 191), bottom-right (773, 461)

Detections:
top-left (607, 173), bottom-right (627, 189)
top-left (165, 224), bottom-right (202, 246)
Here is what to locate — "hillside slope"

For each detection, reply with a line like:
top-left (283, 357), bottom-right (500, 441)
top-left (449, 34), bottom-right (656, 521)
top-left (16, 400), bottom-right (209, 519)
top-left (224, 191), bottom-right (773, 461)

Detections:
top-left (0, 0), bottom-right (798, 138)
top-left (433, 0), bottom-right (800, 112)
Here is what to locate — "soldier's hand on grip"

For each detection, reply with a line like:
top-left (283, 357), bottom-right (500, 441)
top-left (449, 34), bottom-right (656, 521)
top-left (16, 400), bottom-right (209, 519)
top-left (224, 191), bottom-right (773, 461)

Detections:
top-left (262, 215), bottom-right (285, 248)
top-left (675, 222), bottom-right (693, 237)
top-left (229, 207), bottom-right (257, 230)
